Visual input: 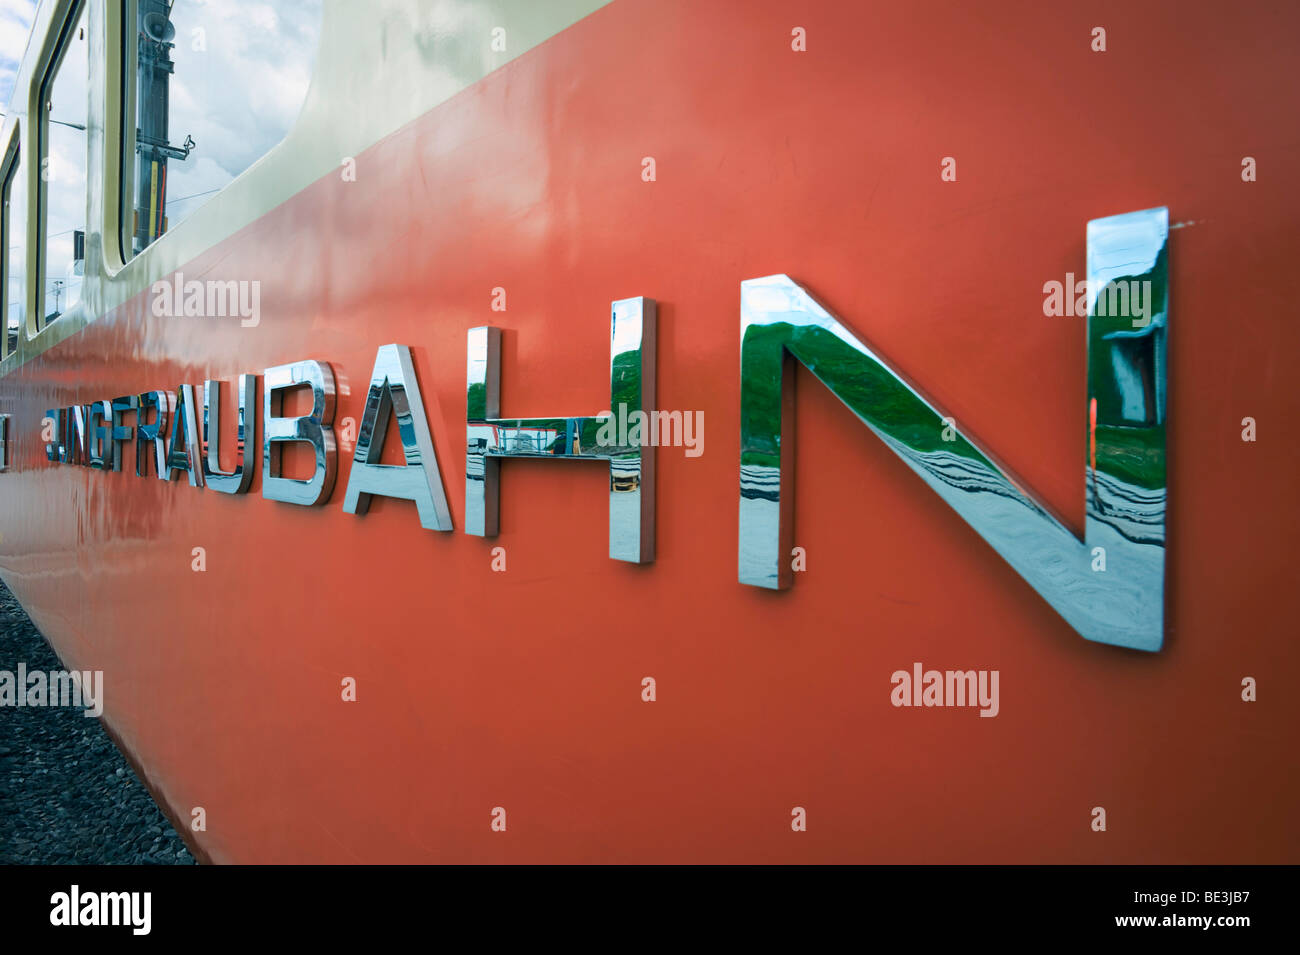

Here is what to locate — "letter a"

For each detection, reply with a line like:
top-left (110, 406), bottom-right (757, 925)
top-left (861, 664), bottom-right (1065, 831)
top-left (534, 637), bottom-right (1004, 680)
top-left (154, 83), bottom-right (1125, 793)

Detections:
top-left (342, 344), bottom-right (452, 531)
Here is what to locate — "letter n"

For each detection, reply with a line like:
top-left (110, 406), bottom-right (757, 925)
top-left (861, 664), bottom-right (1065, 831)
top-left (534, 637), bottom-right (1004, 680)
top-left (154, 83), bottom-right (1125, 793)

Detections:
top-left (737, 208), bottom-right (1169, 651)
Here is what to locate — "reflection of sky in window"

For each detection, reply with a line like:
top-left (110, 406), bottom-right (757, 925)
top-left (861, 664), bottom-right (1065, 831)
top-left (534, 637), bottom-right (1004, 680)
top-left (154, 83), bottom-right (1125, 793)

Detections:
top-left (0, 1), bottom-right (37, 110)
top-left (5, 148), bottom-right (24, 332)
top-left (2, 1), bottom-right (323, 328)
top-left (44, 4), bottom-right (88, 319)
top-left (1, 2), bottom-right (36, 334)
top-left (145, 0), bottom-right (321, 235)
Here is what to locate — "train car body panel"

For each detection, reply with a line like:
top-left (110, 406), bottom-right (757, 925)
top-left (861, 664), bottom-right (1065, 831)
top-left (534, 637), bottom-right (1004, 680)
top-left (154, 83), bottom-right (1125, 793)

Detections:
top-left (0, 0), bottom-right (1297, 863)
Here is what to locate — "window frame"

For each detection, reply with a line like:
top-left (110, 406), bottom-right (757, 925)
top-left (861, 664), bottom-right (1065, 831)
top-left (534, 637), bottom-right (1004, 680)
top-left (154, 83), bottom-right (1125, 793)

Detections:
top-left (0, 127), bottom-right (21, 360)
top-left (116, 0), bottom-right (137, 266)
top-left (34, 0), bottom-right (90, 336)
top-left (116, 0), bottom-right (324, 265)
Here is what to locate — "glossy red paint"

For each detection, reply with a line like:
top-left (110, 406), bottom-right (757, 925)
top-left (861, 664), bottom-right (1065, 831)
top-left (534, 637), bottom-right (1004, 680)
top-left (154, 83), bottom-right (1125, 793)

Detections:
top-left (1, 0), bottom-right (1297, 862)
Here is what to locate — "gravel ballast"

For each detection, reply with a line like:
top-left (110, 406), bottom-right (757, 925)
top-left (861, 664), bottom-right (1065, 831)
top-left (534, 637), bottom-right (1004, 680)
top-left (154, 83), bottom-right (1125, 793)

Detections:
top-left (0, 581), bottom-right (194, 864)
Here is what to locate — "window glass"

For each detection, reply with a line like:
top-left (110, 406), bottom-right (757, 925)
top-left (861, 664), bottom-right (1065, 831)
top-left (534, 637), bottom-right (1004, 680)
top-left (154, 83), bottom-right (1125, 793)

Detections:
top-left (130, 0), bottom-right (322, 255)
top-left (43, 4), bottom-right (89, 324)
top-left (3, 144), bottom-right (23, 355)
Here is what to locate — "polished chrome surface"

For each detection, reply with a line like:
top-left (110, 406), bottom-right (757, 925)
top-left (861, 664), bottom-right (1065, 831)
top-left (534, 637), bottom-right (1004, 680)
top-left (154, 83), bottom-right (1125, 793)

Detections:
top-left (202, 375), bottom-right (255, 495)
top-left (110, 394), bottom-right (138, 472)
top-left (165, 383), bottom-right (203, 487)
top-left (64, 404), bottom-right (86, 464)
top-left (262, 359), bottom-right (337, 506)
top-left (343, 344), bottom-right (452, 531)
top-left (86, 399), bottom-right (111, 469)
top-left (136, 389), bottom-right (170, 479)
top-left (466, 297), bottom-right (656, 562)
top-left (738, 208), bottom-right (1168, 651)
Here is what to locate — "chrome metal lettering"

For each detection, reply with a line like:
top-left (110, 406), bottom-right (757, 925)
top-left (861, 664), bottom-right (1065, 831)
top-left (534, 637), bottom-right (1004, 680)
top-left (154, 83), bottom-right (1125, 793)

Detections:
top-left (87, 400), bottom-right (111, 470)
top-left (262, 359), bottom-right (337, 506)
top-left (44, 408), bottom-right (61, 462)
top-left (136, 390), bottom-right (170, 479)
top-left (165, 385), bottom-right (204, 487)
top-left (343, 344), bottom-right (452, 530)
top-left (466, 297), bottom-right (656, 563)
top-left (110, 395), bottom-right (138, 472)
top-left (62, 406), bottom-right (86, 465)
top-left (202, 376), bottom-right (255, 495)
top-left (737, 207), bottom-right (1169, 652)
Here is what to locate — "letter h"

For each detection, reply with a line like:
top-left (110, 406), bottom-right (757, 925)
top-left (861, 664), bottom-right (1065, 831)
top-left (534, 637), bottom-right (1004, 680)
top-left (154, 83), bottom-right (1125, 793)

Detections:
top-left (466, 297), bottom-right (656, 563)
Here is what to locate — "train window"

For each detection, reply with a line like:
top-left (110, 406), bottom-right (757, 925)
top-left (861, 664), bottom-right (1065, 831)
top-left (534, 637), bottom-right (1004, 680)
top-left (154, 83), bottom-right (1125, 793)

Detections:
top-left (40, 2), bottom-right (89, 327)
top-left (1, 138), bottom-right (23, 357)
top-left (127, 0), bottom-right (323, 256)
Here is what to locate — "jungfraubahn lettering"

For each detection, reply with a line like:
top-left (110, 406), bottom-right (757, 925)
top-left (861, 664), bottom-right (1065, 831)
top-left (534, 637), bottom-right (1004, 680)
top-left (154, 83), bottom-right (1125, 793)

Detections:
top-left (38, 206), bottom-right (1170, 652)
